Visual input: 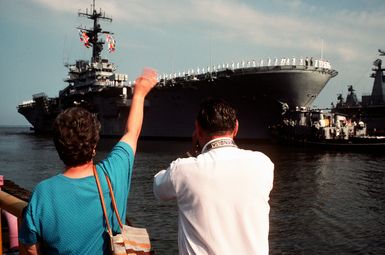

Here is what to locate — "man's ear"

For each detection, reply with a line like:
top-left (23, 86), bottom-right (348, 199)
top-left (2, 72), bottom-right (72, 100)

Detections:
top-left (232, 120), bottom-right (239, 138)
top-left (195, 120), bottom-right (199, 134)
top-left (195, 121), bottom-right (208, 148)
top-left (195, 121), bottom-right (203, 140)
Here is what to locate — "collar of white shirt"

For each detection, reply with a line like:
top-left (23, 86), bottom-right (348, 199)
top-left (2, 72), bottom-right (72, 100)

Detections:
top-left (201, 137), bottom-right (237, 154)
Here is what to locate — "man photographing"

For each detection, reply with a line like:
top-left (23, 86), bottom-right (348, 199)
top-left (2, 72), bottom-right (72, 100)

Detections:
top-left (153, 98), bottom-right (274, 255)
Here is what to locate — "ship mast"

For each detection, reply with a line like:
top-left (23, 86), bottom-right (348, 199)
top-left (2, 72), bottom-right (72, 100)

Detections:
top-left (78, 0), bottom-right (112, 62)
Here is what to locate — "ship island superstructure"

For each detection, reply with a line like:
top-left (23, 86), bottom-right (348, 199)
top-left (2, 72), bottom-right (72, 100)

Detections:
top-left (17, 1), bottom-right (337, 139)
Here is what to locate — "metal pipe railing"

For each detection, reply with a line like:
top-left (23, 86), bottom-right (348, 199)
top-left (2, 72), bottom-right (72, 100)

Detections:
top-left (0, 190), bottom-right (27, 219)
top-left (0, 176), bottom-right (28, 254)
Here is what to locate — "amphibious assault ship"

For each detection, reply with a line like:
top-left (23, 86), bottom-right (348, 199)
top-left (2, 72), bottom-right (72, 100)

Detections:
top-left (17, 1), bottom-right (338, 139)
top-left (332, 50), bottom-right (385, 136)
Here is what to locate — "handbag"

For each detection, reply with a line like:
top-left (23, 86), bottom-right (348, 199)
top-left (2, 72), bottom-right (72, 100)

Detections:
top-left (93, 166), bottom-right (152, 255)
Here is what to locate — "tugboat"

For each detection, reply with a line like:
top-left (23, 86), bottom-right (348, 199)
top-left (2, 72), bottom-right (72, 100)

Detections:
top-left (332, 50), bottom-right (385, 136)
top-left (17, 1), bottom-right (338, 139)
top-left (270, 107), bottom-right (385, 150)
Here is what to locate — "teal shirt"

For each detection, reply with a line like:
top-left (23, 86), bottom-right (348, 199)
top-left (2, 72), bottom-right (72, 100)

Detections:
top-left (19, 142), bottom-right (134, 255)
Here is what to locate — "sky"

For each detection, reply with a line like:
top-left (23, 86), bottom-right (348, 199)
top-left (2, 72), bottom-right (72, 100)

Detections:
top-left (1, 0), bottom-right (385, 125)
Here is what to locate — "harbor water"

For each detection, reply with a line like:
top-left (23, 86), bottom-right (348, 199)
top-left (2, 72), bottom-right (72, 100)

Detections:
top-left (1, 126), bottom-right (385, 254)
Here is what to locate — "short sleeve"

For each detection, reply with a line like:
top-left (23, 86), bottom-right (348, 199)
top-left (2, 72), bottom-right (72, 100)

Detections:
top-left (98, 141), bottom-right (134, 191)
top-left (96, 141), bottom-right (135, 227)
top-left (19, 193), bottom-right (39, 245)
top-left (153, 164), bottom-right (177, 200)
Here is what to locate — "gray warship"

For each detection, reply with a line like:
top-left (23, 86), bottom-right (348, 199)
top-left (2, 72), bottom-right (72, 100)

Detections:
top-left (332, 50), bottom-right (385, 136)
top-left (17, 1), bottom-right (338, 139)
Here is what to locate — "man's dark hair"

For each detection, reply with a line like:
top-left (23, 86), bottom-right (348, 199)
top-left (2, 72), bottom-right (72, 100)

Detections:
top-left (196, 98), bottom-right (237, 135)
top-left (53, 107), bottom-right (101, 167)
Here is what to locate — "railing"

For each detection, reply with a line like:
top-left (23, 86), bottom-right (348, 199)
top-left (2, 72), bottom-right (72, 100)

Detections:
top-left (128, 56), bottom-right (334, 86)
top-left (0, 176), bottom-right (28, 254)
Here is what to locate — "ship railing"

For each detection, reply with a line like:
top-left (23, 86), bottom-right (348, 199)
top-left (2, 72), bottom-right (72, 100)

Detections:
top-left (126, 57), bottom-right (332, 86)
top-left (17, 101), bottom-right (35, 110)
top-left (0, 177), bottom-right (28, 254)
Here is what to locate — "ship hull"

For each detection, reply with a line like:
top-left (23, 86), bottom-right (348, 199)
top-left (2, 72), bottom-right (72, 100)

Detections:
top-left (18, 106), bottom-right (56, 133)
top-left (17, 95), bottom-right (58, 134)
top-left (142, 67), bottom-right (335, 139)
top-left (18, 66), bottom-right (336, 139)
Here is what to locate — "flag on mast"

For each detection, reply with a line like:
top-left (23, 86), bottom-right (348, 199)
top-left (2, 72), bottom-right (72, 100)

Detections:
top-left (106, 34), bottom-right (116, 53)
top-left (79, 30), bottom-right (91, 48)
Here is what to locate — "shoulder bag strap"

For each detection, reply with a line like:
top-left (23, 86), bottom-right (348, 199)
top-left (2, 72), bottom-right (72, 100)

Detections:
top-left (103, 173), bottom-right (124, 229)
top-left (93, 165), bottom-right (114, 237)
top-left (94, 165), bottom-right (124, 229)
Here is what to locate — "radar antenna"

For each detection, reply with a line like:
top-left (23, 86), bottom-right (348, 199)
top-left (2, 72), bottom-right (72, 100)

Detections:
top-left (77, 0), bottom-right (113, 62)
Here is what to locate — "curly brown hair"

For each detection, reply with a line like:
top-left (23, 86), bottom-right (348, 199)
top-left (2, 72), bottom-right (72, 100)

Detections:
top-left (53, 107), bottom-right (101, 167)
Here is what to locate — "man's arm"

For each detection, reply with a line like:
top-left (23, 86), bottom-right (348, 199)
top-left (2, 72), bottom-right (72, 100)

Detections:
top-left (120, 68), bottom-right (157, 153)
top-left (153, 165), bottom-right (177, 200)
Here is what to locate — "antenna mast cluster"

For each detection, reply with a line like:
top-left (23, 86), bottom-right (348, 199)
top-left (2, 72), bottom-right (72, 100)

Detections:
top-left (78, 0), bottom-right (113, 62)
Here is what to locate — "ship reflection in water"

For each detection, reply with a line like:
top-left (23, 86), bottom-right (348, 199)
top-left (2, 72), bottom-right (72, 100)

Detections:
top-left (1, 127), bottom-right (384, 254)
